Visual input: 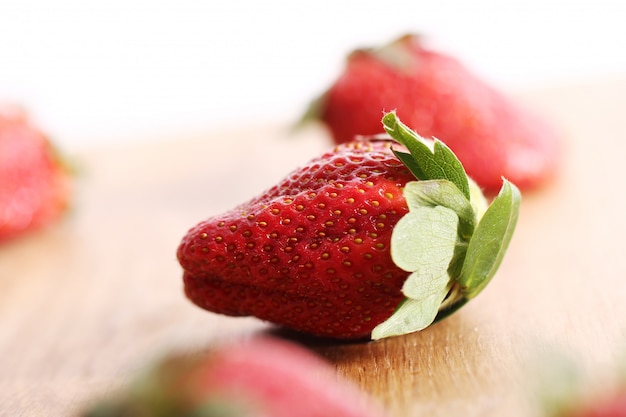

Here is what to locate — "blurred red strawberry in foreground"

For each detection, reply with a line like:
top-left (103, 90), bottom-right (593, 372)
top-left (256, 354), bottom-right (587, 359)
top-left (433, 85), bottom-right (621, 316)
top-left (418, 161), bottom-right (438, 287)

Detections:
top-left (80, 337), bottom-right (389, 417)
top-left (0, 106), bottom-right (71, 241)
top-left (535, 351), bottom-right (626, 417)
top-left (305, 34), bottom-right (560, 192)
top-left (565, 392), bottom-right (626, 417)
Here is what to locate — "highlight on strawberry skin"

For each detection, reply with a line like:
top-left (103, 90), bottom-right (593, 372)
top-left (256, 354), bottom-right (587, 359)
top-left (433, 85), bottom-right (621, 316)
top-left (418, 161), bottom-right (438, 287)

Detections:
top-left (304, 33), bottom-right (560, 192)
top-left (0, 105), bottom-right (72, 242)
top-left (177, 111), bottom-right (520, 340)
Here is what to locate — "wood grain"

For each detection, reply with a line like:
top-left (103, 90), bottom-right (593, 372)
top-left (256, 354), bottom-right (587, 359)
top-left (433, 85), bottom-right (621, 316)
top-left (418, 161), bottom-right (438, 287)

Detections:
top-left (2, 77), bottom-right (626, 417)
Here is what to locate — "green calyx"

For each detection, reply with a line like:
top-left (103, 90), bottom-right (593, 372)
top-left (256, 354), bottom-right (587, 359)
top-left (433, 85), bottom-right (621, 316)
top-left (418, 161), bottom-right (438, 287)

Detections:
top-left (371, 111), bottom-right (521, 340)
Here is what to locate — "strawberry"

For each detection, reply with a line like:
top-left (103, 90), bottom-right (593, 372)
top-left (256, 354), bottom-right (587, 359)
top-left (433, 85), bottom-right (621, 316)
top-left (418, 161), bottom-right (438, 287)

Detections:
top-left (0, 105), bottom-right (71, 241)
top-left (542, 388), bottom-right (626, 417)
top-left (566, 393), bottom-right (626, 417)
top-left (304, 34), bottom-right (560, 192)
top-left (178, 112), bottom-right (520, 340)
top-left (80, 336), bottom-right (389, 417)
top-left (534, 351), bottom-right (626, 417)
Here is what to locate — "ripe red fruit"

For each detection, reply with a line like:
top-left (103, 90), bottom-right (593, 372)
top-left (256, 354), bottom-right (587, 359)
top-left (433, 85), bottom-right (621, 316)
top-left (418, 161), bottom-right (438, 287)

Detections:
top-left (557, 392), bottom-right (626, 417)
top-left (80, 337), bottom-right (389, 417)
top-left (178, 112), bottom-right (520, 340)
top-left (0, 106), bottom-right (71, 241)
top-left (307, 34), bottom-right (560, 192)
top-left (178, 139), bottom-right (412, 339)
top-left (579, 394), bottom-right (626, 417)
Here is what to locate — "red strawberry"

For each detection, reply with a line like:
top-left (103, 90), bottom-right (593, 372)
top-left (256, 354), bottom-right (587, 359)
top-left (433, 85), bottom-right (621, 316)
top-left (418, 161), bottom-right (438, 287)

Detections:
top-left (567, 393), bottom-right (626, 417)
top-left (80, 337), bottom-right (389, 417)
top-left (534, 351), bottom-right (626, 417)
top-left (305, 34), bottom-right (560, 192)
top-left (178, 112), bottom-right (520, 340)
top-left (0, 105), bottom-right (71, 241)
top-left (544, 384), bottom-right (626, 417)
top-left (180, 140), bottom-right (410, 339)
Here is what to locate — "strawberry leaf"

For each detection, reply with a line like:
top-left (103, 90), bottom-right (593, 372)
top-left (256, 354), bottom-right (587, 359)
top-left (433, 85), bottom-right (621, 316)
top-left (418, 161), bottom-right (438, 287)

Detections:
top-left (371, 290), bottom-right (449, 340)
top-left (393, 150), bottom-right (428, 181)
top-left (458, 179), bottom-right (521, 298)
top-left (382, 111), bottom-right (470, 199)
top-left (372, 189), bottom-right (460, 340)
top-left (402, 180), bottom-right (476, 240)
top-left (390, 203), bottom-right (459, 273)
top-left (374, 112), bottom-right (521, 340)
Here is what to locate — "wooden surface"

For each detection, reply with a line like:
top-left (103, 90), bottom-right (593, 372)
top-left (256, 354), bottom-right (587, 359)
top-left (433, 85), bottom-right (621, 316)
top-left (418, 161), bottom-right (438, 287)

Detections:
top-left (2, 76), bottom-right (626, 417)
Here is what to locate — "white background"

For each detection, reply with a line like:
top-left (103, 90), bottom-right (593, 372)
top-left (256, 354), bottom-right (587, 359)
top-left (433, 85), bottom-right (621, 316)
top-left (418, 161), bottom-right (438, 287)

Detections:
top-left (1, 0), bottom-right (625, 151)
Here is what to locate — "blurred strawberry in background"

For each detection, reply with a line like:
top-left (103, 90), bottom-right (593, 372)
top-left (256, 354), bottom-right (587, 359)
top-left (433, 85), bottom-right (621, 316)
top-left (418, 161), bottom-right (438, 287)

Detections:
top-left (0, 105), bottom-right (72, 242)
top-left (304, 34), bottom-right (561, 193)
